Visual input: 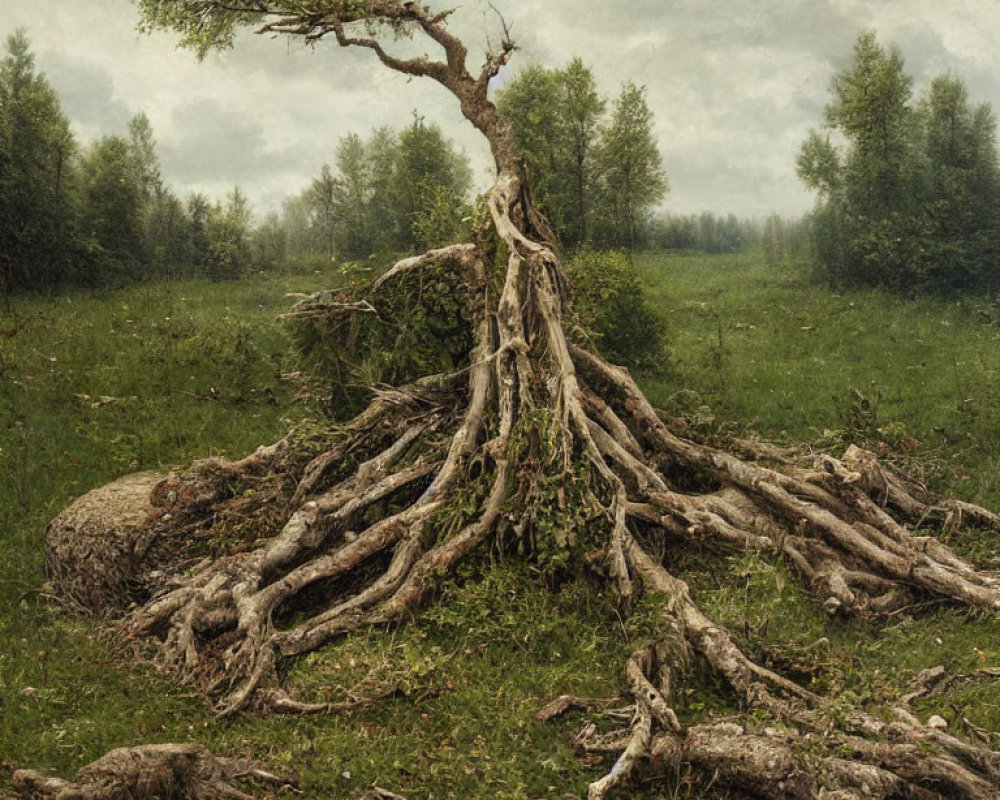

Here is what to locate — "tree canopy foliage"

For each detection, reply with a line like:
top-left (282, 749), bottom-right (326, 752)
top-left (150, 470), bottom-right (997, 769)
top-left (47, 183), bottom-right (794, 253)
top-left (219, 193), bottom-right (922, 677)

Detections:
top-left (798, 30), bottom-right (1000, 293)
top-left (0, 30), bottom-right (261, 294)
top-left (0, 29), bottom-right (76, 294)
top-left (278, 118), bottom-right (472, 265)
top-left (497, 59), bottom-right (667, 250)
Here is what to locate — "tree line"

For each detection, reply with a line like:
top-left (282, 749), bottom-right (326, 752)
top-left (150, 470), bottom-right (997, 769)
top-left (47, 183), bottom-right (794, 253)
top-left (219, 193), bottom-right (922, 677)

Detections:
top-left (0, 30), bottom-right (258, 295)
top-left (798, 31), bottom-right (1000, 294)
top-left (272, 57), bottom-right (671, 264)
top-left (1, 27), bottom-right (674, 292)
top-left (647, 211), bottom-right (807, 260)
top-left (257, 117), bottom-right (473, 269)
top-left (2, 29), bottom-right (711, 297)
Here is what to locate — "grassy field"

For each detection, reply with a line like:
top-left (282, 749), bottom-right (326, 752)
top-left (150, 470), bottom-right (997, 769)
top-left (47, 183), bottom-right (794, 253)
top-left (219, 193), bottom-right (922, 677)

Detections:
top-left (638, 251), bottom-right (1000, 510)
top-left (2, 254), bottom-right (999, 799)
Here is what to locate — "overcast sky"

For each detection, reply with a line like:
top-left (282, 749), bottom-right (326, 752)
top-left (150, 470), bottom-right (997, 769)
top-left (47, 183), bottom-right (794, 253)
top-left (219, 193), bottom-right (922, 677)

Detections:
top-left (5, 1), bottom-right (1000, 219)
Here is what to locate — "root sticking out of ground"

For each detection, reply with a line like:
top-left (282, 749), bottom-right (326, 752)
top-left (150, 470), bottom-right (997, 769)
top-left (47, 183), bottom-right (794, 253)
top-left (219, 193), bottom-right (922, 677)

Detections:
top-left (41, 189), bottom-right (1000, 797)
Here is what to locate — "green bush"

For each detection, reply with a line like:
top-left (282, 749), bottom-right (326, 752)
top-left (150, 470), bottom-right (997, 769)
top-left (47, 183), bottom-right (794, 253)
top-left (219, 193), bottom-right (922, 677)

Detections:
top-left (284, 257), bottom-right (478, 416)
top-left (285, 247), bottom-right (667, 417)
top-left (564, 248), bottom-right (667, 371)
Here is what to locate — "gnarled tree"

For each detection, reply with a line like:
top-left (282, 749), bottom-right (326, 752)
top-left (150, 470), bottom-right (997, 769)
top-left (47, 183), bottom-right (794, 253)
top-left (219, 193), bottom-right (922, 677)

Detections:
top-left (27, 3), bottom-right (1000, 800)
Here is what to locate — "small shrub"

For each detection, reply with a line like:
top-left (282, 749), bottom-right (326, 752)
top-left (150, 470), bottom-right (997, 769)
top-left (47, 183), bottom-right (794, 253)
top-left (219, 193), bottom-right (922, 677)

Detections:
top-left (564, 248), bottom-right (668, 371)
top-left (284, 255), bottom-right (478, 416)
top-left (410, 181), bottom-right (473, 252)
top-left (828, 384), bottom-right (919, 454)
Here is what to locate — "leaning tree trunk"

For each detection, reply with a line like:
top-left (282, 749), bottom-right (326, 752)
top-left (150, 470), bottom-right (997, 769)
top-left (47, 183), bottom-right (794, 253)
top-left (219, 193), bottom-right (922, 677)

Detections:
top-left (27, 3), bottom-right (1000, 800)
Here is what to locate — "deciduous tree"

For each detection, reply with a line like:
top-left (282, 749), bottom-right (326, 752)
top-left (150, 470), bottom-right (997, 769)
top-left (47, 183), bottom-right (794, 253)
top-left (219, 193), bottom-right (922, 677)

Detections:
top-left (799, 31), bottom-right (1000, 292)
top-left (593, 81), bottom-right (668, 249)
top-left (205, 186), bottom-right (253, 280)
top-left (290, 122), bottom-right (470, 261)
top-left (305, 163), bottom-right (342, 258)
top-left (560, 58), bottom-right (605, 245)
top-left (76, 135), bottom-right (146, 285)
top-left (498, 58), bottom-right (615, 248)
top-left (391, 115), bottom-right (472, 251)
top-left (496, 63), bottom-right (568, 235)
top-left (918, 73), bottom-right (1000, 290)
top-left (499, 58), bottom-right (606, 247)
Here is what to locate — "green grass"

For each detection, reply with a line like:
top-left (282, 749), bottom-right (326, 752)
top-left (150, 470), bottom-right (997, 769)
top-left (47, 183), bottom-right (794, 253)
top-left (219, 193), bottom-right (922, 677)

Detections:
top-left (637, 250), bottom-right (1000, 507)
top-left (0, 273), bottom-right (313, 792)
top-left (2, 255), bottom-right (1000, 799)
top-left (634, 249), bottom-right (1000, 745)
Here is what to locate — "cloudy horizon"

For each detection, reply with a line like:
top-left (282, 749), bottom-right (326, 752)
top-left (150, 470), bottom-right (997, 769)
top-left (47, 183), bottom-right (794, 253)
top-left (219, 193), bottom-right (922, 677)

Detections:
top-left (6, 1), bottom-right (1000, 221)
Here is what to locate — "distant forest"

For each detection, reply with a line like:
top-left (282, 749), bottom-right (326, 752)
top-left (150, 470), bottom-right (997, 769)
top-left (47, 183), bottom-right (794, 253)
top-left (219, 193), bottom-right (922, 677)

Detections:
top-left (799, 31), bottom-right (1000, 294)
top-left (6, 28), bottom-right (1000, 298)
top-left (1, 32), bottom-right (798, 297)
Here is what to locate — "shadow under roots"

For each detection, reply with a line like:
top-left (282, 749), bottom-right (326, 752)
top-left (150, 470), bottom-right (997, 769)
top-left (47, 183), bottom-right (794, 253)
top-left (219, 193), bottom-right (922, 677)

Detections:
top-left (272, 547), bottom-right (398, 630)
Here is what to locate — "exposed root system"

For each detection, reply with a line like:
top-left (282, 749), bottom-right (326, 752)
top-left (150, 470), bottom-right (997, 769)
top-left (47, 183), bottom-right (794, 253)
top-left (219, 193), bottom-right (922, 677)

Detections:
top-left (12, 744), bottom-right (288, 800)
top-left (42, 176), bottom-right (1000, 798)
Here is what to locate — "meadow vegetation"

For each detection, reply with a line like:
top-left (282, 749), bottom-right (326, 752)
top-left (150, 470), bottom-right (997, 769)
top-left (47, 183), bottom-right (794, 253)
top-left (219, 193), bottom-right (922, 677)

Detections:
top-left (3, 249), bottom-right (1000, 798)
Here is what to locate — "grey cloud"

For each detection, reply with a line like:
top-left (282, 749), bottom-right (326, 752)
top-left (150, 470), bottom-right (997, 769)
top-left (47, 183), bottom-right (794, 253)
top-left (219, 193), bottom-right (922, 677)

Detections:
top-left (889, 21), bottom-right (1000, 104)
top-left (7, 0), bottom-right (1000, 218)
top-left (887, 22), bottom-right (949, 82)
top-left (162, 99), bottom-right (269, 182)
top-left (161, 103), bottom-right (345, 214)
top-left (35, 52), bottom-right (131, 136)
